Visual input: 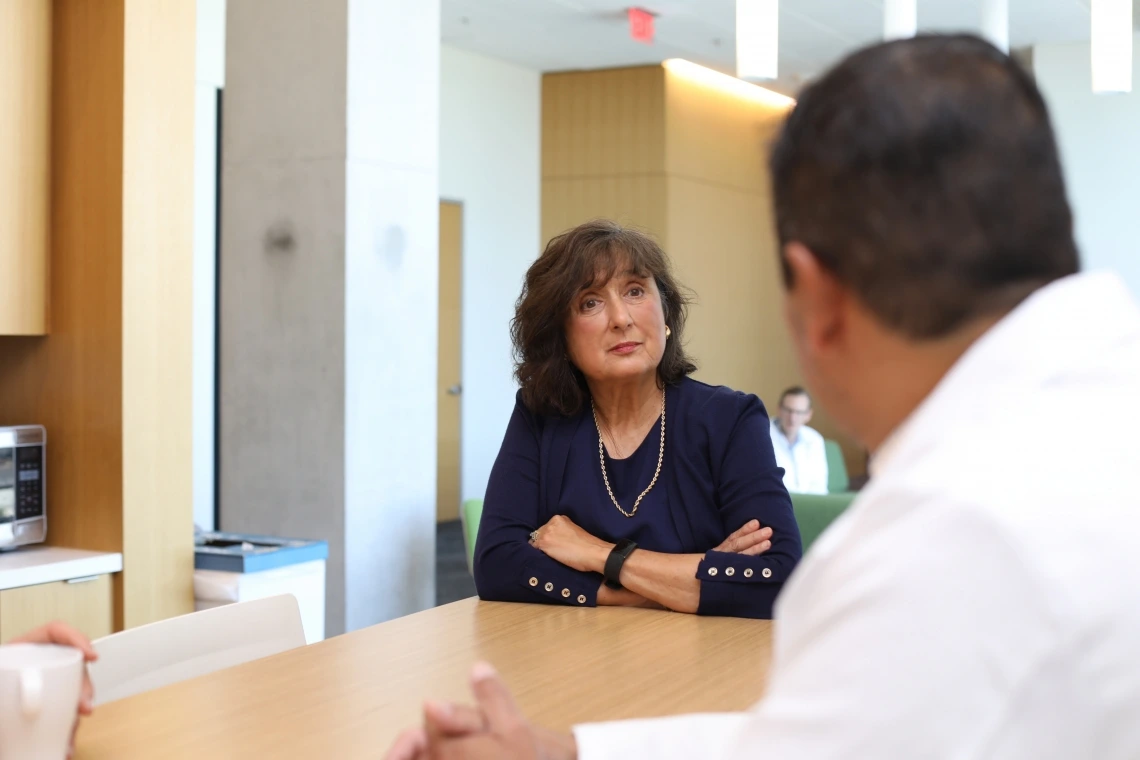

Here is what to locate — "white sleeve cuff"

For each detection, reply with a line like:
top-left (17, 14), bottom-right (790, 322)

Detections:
top-left (573, 713), bottom-right (747, 760)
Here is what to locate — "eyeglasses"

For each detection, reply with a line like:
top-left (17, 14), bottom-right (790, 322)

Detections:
top-left (779, 405), bottom-right (811, 417)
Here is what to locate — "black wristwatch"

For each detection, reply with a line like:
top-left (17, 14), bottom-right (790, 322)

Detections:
top-left (603, 539), bottom-right (639, 590)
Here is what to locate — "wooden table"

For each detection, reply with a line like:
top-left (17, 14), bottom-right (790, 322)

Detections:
top-left (75, 598), bottom-right (774, 759)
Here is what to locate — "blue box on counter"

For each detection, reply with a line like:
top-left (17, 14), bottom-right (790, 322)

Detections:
top-left (193, 532), bottom-right (329, 573)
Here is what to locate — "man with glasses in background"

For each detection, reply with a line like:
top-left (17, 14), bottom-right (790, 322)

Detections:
top-left (769, 386), bottom-right (829, 494)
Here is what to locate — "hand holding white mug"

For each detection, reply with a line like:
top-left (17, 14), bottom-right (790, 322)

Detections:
top-left (2, 621), bottom-right (98, 759)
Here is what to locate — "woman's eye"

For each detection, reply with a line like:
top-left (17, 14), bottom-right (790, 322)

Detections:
top-left (628, 287), bottom-right (644, 298)
top-left (580, 298), bottom-right (599, 311)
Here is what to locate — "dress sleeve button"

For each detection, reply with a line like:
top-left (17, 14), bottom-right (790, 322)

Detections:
top-left (707, 567), bottom-right (718, 576)
top-left (561, 588), bottom-right (571, 598)
top-left (725, 567), bottom-right (735, 577)
top-left (544, 582), bottom-right (554, 592)
top-left (743, 568), bottom-right (754, 578)
top-left (529, 577), bottom-right (539, 587)
top-left (577, 595), bottom-right (587, 604)
top-left (761, 567), bottom-right (773, 579)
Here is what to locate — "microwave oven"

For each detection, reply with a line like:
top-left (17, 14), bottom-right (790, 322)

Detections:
top-left (0, 425), bottom-right (46, 550)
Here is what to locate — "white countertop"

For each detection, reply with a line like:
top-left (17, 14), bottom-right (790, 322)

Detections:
top-left (0, 546), bottom-right (123, 591)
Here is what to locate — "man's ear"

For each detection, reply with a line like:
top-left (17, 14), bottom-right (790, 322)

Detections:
top-left (783, 241), bottom-right (846, 354)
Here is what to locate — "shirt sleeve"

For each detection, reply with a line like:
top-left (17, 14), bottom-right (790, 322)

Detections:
top-left (806, 431), bottom-right (830, 495)
top-left (577, 498), bottom-right (1066, 760)
top-left (574, 714), bottom-right (748, 760)
top-left (768, 424), bottom-right (794, 491)
top-left (473, 396), bottom-right (603, 607)
top-left (696, 394), bottom-right (802, 618)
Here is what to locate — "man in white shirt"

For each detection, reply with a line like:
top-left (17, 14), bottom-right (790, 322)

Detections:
top-left (386, 34), bottom-right (1140, 760)
top-left (769, 387), bottom-right (829, 493)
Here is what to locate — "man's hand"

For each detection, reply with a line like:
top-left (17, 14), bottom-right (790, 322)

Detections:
top-left (713, 519), bottom-right (773, 555)
top-left (385, 663), bottom-right (577, 760)
top-left (10, 621), bottom-right (99, 756)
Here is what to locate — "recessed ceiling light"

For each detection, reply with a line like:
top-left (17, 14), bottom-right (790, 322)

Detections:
top-left (1092, 0), bottom-right (1133, 93)
top-left (736, 0), bottom-right (778, 81)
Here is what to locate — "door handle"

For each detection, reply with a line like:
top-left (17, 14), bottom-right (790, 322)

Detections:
top-left (447, 384), bottom-right (462, 396)
top-left (66, 575), bottom-right (100, 584)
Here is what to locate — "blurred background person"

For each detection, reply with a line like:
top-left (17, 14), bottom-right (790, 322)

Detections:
top-left (769, 386), bottom-right (829, 494)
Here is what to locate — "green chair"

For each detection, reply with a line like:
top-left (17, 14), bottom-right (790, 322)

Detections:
top-left (791, 492), bottom-right (855, 552)
top-left (824, 439), bottom-right (850, 493)
top-left (460, 498), bottom-right (484, 574)
top-left (462, 491), bottom-right (848, 566)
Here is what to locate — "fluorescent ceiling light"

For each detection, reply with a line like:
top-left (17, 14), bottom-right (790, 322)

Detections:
top-left (736, 0), bottom-right (778, 81)
top-left (663, 59), bottom-right (795, 109)
top-left (883, 0), bottom-right (917, 40)
top-left (980, 0), bottom-right (1009, 54)
top-left (1091, 0), bottom-right (1133, 93)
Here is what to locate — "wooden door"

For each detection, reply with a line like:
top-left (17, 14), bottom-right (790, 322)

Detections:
top-left (437, 202), bottom-right (463, 522)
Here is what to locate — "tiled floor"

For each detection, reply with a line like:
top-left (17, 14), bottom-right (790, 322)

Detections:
top-left (436, 519), bottom-right (477, 606)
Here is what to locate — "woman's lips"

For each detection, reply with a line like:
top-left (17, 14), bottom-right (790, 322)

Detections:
top-left (609, 342), bottom-right (641, 355)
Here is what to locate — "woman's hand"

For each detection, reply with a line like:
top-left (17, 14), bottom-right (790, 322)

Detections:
top-left (529, 515), bottom-right (613, 573)
top-left (10, 621), bottom-right (98, 756)
top-left (713, 519), bottom-right (773, 556)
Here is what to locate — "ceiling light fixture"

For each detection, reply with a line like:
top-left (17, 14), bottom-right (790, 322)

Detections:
top-left (1091, 0), bottom-right (1133, 93)
top-left (735, 0), bottom-right (779, 81)
top-left (664, 58), bottom-right (795, 109)
top-left (980, 0), bottom-right (1009, 53)
top-left (883, 0), bottom-right (917, 40)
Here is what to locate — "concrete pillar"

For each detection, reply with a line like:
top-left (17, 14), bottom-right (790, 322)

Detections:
top-left (221, 0), bottom-right (440, 635)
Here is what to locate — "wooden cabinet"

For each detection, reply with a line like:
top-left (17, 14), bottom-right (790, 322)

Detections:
top-left (0, 574), bottom-right (114, 642)
top-left (0, 0), bottom-right (51, 335)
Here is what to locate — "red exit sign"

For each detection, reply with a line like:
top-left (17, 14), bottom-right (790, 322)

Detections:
top-left (628, 7), bottom-right (655, 44)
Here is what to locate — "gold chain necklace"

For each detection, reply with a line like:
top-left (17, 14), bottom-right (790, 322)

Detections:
top-left (591, 388), bottom-right (666, 518)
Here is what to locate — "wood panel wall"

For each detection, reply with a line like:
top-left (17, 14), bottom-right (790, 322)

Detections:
top-left (0, 0), bottom-right (51, 335)
top-left (119, 0), bottom-right (196, 630)
top-left (541, 64), bottom-right (864, 475)
top-left (541, 67), bottom-right (668, 243)
top-left (0, 0), bottom-right (195, 630)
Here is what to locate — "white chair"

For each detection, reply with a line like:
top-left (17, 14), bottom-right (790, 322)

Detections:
top-left (89, 594), bottom-right (307, 706)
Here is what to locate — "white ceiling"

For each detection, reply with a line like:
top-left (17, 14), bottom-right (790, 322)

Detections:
top-left (441, 0), bottom-right (1124, 92)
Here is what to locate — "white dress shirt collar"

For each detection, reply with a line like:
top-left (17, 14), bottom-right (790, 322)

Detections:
top-left (871, 272), bottom-right (1139, 479)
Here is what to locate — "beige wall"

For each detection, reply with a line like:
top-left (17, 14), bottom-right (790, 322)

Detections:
top-left (542, 64), bottom-right (864, 475)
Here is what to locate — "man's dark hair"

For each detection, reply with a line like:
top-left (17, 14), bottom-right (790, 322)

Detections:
top-left (770, 34), bottom-right (1080, 338)
top-left (779, 386), bottom-right (811, 408)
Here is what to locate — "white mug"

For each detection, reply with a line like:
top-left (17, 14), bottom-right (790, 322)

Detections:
top-left (0, 643), bottom-right (84, 760)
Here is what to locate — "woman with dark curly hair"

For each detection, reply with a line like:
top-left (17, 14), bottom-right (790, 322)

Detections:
top-left (473, 220), bottom-right (800, 618)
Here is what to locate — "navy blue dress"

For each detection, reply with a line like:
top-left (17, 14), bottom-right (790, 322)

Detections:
top-left (474, 377), bottom-right (801, 619)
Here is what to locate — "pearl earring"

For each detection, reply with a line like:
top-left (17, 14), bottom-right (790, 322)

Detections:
top-left (665, 326), bottom-right (672, 338)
